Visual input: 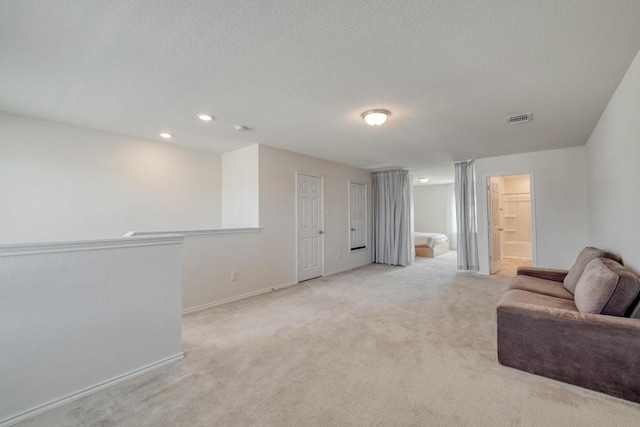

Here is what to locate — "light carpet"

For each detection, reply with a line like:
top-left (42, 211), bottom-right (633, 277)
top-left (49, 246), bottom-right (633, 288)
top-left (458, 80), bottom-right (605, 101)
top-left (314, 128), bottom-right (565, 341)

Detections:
top-left (20, 252), bottom-right (640, 426)
top-left (493, 257), bottom-right (532, 277)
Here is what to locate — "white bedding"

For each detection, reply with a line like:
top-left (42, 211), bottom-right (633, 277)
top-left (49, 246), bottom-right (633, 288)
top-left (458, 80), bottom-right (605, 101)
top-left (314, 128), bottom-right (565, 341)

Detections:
top-left (414, 232), bottom-right (449, 249)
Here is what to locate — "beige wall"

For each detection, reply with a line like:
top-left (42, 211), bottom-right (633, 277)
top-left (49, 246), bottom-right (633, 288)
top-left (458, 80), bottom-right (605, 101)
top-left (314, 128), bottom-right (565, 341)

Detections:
top-left (221, 144), bottom-right (259, 228)
top-left (258, 145), bottom-right (372, 279)
top-left (176, 144), bottom-right (373, 311)
top-left (413, 185), bottom-right (448, 236)
top-left (586, 48), bottom-right (640, 273)
top-left (0, 109), bottom-right (372, 311)
top-left (0, 112), bottom-right (222, 244)
top-left (475, 146), bottom-right (589, 275)
top-left (502, 175), bottom-right (530, 194)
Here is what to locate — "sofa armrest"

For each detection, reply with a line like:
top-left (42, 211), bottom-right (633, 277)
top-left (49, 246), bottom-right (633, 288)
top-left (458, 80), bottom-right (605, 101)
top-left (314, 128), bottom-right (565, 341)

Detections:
top-left (497, 300), bottom-right (640, 402)
top-left (516, 266), bottom-right (569, 282)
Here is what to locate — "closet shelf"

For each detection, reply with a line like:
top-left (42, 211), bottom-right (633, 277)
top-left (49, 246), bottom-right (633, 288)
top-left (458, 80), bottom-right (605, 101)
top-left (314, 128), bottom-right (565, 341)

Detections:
top-left (503, 215), bottom-right (516, 218)
top-left (504, 229), bottom-right (517, 232)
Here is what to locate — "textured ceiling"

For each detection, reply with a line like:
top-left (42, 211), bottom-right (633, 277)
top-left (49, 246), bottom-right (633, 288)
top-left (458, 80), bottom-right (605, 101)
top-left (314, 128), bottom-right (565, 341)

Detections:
top-left (411, 164), bottom-right (455, 186)
top-left (1, 1), bottom-right (640, 169)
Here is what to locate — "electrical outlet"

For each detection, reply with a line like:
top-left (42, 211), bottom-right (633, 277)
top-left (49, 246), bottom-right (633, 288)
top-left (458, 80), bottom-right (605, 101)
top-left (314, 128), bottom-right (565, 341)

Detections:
top-left (231, 271), bottom-right (238, 282)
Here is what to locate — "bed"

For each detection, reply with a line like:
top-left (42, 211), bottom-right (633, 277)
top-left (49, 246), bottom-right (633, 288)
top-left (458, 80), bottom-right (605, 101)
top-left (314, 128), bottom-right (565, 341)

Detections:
top-left (414, 232), bottom-right (450, 258)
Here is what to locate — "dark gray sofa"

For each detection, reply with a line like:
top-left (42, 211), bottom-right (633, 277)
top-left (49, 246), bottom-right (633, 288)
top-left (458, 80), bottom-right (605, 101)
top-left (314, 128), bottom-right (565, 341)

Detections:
top-left (497, 247), bottom-right (640, 402)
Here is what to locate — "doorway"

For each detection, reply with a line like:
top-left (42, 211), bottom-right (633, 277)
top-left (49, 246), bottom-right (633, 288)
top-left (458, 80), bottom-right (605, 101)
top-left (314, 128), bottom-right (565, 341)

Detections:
top-left (487, 174), bottom-right (534, 276)
top-left (296, 173), bottom-right (324, 282)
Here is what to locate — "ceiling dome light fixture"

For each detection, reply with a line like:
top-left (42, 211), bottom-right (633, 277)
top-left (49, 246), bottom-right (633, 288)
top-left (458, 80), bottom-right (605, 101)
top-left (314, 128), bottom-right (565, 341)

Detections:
top-left (197, 113), bottom-right (214, 121)
top-left (159, 132), bottom-right (173, 139)
top-left (361, 109), bottom-right (391, 126)
top-left (418, 177), bottom-right (430, 183)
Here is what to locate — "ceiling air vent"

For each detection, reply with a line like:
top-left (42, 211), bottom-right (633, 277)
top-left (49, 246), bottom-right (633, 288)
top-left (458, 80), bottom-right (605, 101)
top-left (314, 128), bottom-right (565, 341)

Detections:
top-left (506, 113), bottom-right (533, 125)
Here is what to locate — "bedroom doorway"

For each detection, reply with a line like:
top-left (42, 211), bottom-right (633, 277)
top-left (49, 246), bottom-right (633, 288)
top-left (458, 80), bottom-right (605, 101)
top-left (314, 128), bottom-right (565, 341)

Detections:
top-left (411, 163), bottom-right (456, 259)
top-left (487, 174), bottom-right (534, 276)
top-left (296, 173), bottom-right (324, 282)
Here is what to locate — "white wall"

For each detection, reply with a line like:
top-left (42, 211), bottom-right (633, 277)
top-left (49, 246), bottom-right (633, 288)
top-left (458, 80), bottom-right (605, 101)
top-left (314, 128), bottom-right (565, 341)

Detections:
top-left (0, 236), bottom-right (183, 425)
top-left (221, 144), bottom-right (259, 228)
top-left (475, 146), bottom-right (589, 275)
top-left (586, 48), bottom-right (640, 273)
top-left (0, 112), bottom-right (222, 244)
top-left (413, 184), bottom-right (448, 236)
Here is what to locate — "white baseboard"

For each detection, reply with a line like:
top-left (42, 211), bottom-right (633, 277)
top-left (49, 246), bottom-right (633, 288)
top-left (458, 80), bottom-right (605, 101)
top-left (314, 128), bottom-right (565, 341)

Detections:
top-left (324, 261), bottom-right (372, 277)
top-left (1, 353), bottom-right (183, 427)
top-left (181, 262), bottom-right (374, 315)
top-left (270, 281), bottom-right (300, 291)
top-left (182, 281), bottom-right (299, 315)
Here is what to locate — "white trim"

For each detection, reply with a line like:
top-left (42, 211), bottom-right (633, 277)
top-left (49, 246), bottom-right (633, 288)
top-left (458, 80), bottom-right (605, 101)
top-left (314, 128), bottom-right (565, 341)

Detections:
top-left (324, 261), bottom-right (372, 277)
top-left (124, 227), bottom-right (262, 238)
top-left (182, 281), bottom-right (299, 315)
top-left (487, 176), bottom-right (500, 274)
top-left (181, 260), bottom-right (373, 316)
top-left (270, 281), bottom-right (300, 291)
top-left (0, 353), bottom-right (183, 427)
top-left (348, 180), bottom-right (368, 252)
top-left (530, 171), bottom-right (539, 268)
top-left (0, 235), bottom-right (185, 257)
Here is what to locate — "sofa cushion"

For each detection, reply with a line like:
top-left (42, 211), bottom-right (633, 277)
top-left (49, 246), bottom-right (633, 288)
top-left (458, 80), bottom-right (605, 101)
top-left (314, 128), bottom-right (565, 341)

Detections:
top-left (498, 289), bottom-right (578, 313)
top-left (516, 266), bottom-right (569, 283)
top-left (508, 275), bottom-right (574, 300)
top-left (496, 293), bottom-right (640, 403)
top-left (574, 258), bottom-right (640, 316)
top-left (563, 247), bottom-right (622, 294)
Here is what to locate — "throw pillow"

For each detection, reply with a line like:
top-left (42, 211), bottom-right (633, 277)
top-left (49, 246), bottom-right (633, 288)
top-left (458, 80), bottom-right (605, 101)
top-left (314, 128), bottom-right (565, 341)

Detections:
top-left (574, 258), bottom-right (640, 316)
top-left (563, 247), bottom-right (622, 294)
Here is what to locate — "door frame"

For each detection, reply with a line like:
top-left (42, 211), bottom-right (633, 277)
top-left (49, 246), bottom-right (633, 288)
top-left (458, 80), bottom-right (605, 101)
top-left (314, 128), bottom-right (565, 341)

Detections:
top-left (347, 180), bottom-right (368, 252)
top-left (488, 177), bottom-right (503, 274)
top-left (485, 170), bottom-right (538, 270)
top-left (295, 171), bottom-right (325, 283)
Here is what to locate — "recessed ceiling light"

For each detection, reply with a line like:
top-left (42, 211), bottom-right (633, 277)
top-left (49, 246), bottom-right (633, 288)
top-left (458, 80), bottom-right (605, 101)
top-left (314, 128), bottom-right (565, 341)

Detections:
top-left (159, 132), bottom-right (173, 139)
top-left (361, 109), bottom-right (391, 126)
top-left (418, 177), bottom-right (430, 183)
top-left (197, 113), bottom-right (214, 121)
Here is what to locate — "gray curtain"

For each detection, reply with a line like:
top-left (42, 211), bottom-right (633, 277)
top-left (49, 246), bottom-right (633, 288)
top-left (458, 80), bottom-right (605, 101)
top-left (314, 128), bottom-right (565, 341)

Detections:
top-left (454, 161), bottom-right (478, 271)
top-left (446, 183), bottom-right (457, 250)
top-left (372, 170), bottom-right (412, 266)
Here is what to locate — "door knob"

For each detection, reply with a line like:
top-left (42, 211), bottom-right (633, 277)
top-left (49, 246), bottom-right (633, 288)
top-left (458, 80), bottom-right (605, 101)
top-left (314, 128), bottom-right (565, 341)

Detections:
top-left (350, 228), bottom-right (355, 231)
top-left (319, 230), bottom-right (324, 234)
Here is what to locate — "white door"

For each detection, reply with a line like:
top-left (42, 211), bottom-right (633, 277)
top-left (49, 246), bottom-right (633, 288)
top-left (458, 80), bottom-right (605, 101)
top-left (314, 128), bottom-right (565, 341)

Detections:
top-left (349, 181), bottom-right (367, 250)
top-left (489, 179), bottom-right (502, 274)
top-left (297, 174), bottom-right (324, 282)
